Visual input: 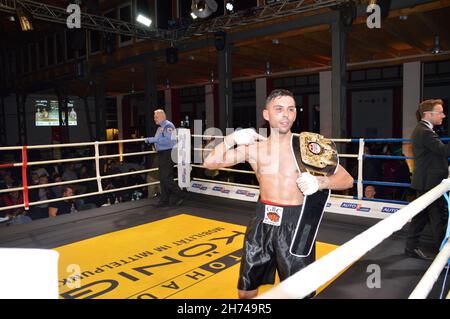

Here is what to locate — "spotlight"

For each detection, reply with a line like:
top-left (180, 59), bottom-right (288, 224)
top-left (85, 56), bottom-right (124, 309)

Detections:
top-left (431, 35), bottom-right (441, 54)
top-left (197, 0), bottom-right (206, 11)
top-left (191, 0), bottom-right (218, 19)
top-left (265, 61), bottom-right (271, 75)
top-left (191, 12), bottom-right (198, 19)
top-left (136, 14), bottom-right (152, 27)
top-left (225, 1), bottom-right (234, 13)
top-left (16, 7), bottom-right (33, 31)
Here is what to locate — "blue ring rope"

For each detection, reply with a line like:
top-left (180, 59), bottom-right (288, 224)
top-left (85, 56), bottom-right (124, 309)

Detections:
top-left (353, 196), bottom-right (409, 205)
top-left (355, 180), bottom-right (411, 188)
top-left (439, 193), bottom-right (450, 299)
top-left (364, 155), bottom-right (415, 160)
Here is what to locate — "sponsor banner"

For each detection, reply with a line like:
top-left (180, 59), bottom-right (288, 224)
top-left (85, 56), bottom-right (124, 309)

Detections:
top-left (188, 181), bottom-right (259, 202)
top-left (177, 128), bottom-right (191, 189)
top-left (56, 214), bottom-right (246, 299)
top-left (188, 182), bottom-right (405, 219)
top-left (326, 197), bottom-right (405, 219)
top-left (56, 214), bottom-right (341, 299)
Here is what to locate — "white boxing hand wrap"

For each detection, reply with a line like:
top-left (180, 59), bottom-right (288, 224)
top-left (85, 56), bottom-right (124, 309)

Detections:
top-left (224, 128), bottom-right (266, 148)
top-left (296, 172), bottom-right (319, 196)
top-left (234, 129), bottom-right (263, 145)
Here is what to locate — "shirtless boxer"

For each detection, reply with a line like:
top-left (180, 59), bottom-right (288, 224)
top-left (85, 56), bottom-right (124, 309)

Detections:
top-left (204, 89), bottom-right (354, 299)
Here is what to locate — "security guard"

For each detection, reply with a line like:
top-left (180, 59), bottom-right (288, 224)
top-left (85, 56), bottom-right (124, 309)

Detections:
top-left (145, 109), bottom-right (185, 207)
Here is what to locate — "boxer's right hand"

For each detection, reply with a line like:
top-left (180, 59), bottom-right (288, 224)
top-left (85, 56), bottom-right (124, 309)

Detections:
top-left (224, 128), bottom-right (267, 148)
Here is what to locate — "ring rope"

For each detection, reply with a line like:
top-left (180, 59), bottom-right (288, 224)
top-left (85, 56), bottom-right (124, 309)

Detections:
top-left (193, 178), bottom-right (260, 189)
top-left (21, 146), bottom-right (29, 211)
top-left (257, 180), bottom-right (450, 299)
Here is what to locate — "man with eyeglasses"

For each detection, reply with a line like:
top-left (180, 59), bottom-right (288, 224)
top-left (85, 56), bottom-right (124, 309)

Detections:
top-left (406, 99), bottom-right (449, 260)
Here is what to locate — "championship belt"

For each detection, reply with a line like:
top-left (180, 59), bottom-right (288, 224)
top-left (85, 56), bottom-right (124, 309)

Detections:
top-left (290, 132), bottom-right (339, 257)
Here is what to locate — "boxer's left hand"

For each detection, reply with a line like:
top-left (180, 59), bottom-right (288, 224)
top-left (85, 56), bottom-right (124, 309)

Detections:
top-left (296, 172), bottom-right (319, 195)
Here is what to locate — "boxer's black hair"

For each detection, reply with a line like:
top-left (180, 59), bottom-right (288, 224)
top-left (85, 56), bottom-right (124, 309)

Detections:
top-left (265, 89), bottom-right (294, 107)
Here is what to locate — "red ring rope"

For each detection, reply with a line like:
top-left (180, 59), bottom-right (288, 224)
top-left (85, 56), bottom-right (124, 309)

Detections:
top-left (0, 163), bottom-right (15, 169)
top-left (21, 146), bottom-right (29, 210)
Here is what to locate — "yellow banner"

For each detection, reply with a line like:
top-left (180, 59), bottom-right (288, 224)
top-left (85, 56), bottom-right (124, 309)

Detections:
top-left (55, 214), bottom-right (339, 299)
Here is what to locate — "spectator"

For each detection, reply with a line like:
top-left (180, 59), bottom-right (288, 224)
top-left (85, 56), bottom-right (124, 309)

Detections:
top-left (0, 183), bottom-right (24, 218)
top-left (28, 174), bottom-right (54, 220)
top-left (51, 173), bottom-right (63, 198)
top-left (381, 146), bottom-right (400, 199)
top-left (1, 173), bottom-right (15, 189)
top-left (29, 172), bottom-right (40, 186)
top-left (32, 167), bottom-right (49, 178)
top-left (364, 185), bottom-right (376, 199)
top-left (48, 186), bottom-right (76, 217)
top-left (127, 168), bottom-right (147, 199)
top-left (62, 163), bottom-right (78, 182)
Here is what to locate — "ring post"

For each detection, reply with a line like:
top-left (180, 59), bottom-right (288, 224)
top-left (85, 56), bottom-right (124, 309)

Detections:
top-left (21, 146), bottom-right (29, 211)
top-left (357, 138), bottom-right (364, 199)
top-left (94, 141), bottom-right (103, 192)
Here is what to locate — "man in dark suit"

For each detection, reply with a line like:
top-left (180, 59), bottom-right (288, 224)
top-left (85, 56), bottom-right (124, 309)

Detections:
top-left (406, 99), bottom-right (449, 259)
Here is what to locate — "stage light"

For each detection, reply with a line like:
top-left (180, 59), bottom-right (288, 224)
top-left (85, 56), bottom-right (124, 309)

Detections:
top-left (191, 0), bottom-right (218, 19)
top-left (225, 1), bottom-right (234, 13)
top-left (431, 35), bottom-right (441, 54)
top-left (16, 7), bottom-right (33, 31)
top-left (136, 14), bottom-right (152, 27)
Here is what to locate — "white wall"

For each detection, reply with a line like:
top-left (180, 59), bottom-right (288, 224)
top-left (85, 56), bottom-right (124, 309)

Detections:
top-left (351, 90), bottom-right (393, 138)
top-left (423, 84), bottom-right (450, 134)
top-left (4, 94), bottom-right (96, 146)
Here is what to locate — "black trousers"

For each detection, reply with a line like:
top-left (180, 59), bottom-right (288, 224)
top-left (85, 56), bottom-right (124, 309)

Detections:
top-left (406, 190), bottom-right (448, 251)
top-left (157, 149), bottom-right (184, 203)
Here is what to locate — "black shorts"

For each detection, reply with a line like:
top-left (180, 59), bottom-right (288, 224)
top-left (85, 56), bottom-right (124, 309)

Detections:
top-left (237, 200), bottom-right (316, 291)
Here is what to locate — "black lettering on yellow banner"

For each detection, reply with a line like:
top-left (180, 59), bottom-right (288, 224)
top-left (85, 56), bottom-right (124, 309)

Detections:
top-left (56, 215), bottom-right (341, 299)
top-left (129, 249), bottom-right (243, 299)
top-left (60, 279), bottom-right (118, 299)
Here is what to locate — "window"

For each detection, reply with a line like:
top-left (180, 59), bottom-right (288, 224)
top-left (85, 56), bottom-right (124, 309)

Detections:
top-left (15, 49), bottom-right (22, 75)
top-left (366, 68), bottom-right (381, 80)
top-left (65, 31), bottom-right (75, 60)
top-left (178, 0), bottom-right (191, 19)
top-left (77, 31), bottom-right (87, 58)
top-left (22, 46), bottom-right (29, 73)
top-left (119, 3), bottom-right (132, 45)
top-left (90, 30), bottom-right (101, 54)
top-left (234, 0), bottom-right (258, 12)
top-left (156, 0), bottom-right (172, 29)
top-left (104, 9), bottom-right (117, 52)
top-left (38, 39), bottom-right (45, 68)
top-left (47, 35), bottom-right (55, 66)
top-left (233, 81), bottom-right (256, 128)
top-left (9, 50), bottom-right (16, 76)
top-left (56, 33), bottom-right (65, 64)
top-left (30, 44), bottom-right (37, 72)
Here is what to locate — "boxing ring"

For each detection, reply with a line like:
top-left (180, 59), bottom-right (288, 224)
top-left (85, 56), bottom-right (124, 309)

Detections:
top-left (0, 130), bottom-right (449, 299)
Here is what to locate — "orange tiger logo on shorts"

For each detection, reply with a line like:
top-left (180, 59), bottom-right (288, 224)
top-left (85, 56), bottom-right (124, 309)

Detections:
top-left (266, 212), bottom-right (280, 223)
